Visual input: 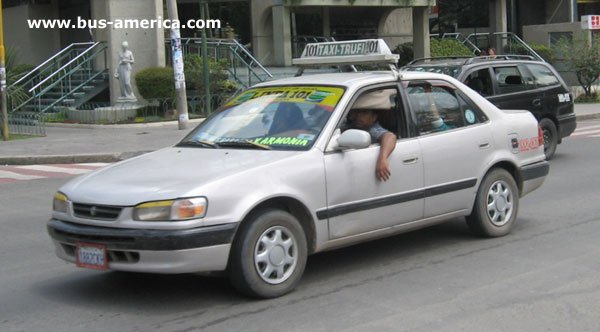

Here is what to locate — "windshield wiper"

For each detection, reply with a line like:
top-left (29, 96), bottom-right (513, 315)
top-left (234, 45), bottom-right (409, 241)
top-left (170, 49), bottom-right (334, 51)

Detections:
top-left (214, 140), bottom-right (271, 150)
top-left (177, 140), bottom-right (218, 149)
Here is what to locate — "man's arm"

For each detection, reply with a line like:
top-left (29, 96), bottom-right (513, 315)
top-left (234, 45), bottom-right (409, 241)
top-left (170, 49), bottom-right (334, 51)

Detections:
top-left (376, 132), bottom-right (397, 181)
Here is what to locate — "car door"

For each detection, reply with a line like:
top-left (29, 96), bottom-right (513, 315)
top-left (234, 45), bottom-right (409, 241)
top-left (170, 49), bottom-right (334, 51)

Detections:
top-left (405, 79), bottom-right (493, 218)
top-left (523, 63), bottom-right (573, 120)
top-left (323, 85), bottom-right (424, 240)
top-left (485, 64), bottom-right (542, 115)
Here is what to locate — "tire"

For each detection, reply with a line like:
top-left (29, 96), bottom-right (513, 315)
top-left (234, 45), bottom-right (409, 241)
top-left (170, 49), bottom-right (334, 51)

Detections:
top-left (539, 118), bottom-right (557, 160)
top-left (467, 169), bottom-right (519, 237)
top-left (229, 209), bottom-right (307, 298)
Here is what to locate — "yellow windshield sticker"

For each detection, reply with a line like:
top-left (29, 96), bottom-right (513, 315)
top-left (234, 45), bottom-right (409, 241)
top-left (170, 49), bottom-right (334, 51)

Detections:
top-left (227, 86), bottom-right (344, 110)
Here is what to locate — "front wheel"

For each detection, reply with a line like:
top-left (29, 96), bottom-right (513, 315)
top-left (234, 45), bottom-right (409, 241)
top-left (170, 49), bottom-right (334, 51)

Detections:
top-left (229, 209), bottom-right (307, 298)
top-left (467, 169), bottom-right (519, 237)
top-left (539, 118), bottom-right (558, 160)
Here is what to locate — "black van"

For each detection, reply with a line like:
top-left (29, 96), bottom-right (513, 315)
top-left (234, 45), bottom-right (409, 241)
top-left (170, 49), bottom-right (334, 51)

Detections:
top-left (402, 56), bottom-right (576, 159)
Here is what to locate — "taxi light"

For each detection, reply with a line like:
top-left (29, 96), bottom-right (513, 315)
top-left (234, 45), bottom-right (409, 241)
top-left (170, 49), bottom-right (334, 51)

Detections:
top-left (538, 126), bottom-right (545, 146)
top-left (133, 197), bottom-right (207, 221)
top-left (53, 192), bottom-right (69, 213)
top-left (292, 39), bottom-right (399, 67)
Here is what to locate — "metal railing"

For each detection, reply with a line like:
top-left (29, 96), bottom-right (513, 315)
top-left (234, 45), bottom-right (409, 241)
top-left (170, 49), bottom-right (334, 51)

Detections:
top-left (7, 112), bottom-right (46, 136)
top-left (9, 42), bottom-right (109, 114)
top-left (465, 32), bottom-right (544, 61)
top-left (166, 38), bottom-right (272, 88)
top-left (10, 42), bottom-right (97, 92)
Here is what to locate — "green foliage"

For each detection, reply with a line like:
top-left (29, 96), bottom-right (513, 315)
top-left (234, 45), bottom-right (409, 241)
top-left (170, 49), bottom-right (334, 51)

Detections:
top-left (184, 54), bottom-right (237, 94)
top-left (394, 42), bottom-right (414, 67)
top-left (555, 33), bottom-right (600, 97)
top-left (430, 39), bottom-right (472, 57)
top-left (504, 43), bottom-right (555, 63)
top-left (394, 39), bottom-right (472, 66)
top-left (5, 47), bottom-right (31, 110)
top-left (134, 67), bottom-right (175, 101)
top-left (575, 92), bottom-right (599, 103)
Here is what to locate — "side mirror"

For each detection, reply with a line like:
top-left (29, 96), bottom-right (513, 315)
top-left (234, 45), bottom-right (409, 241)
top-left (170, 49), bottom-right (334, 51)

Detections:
top-left (337, 129), bottom-right (372, 150)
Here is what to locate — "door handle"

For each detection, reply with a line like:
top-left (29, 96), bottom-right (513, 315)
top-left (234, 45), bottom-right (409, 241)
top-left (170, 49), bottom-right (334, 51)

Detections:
top-left (479, 142), bottom-right (490, 149)
top-left (532, 98), bottom-right (542, 107)
top-left (402, 156), bottom-right (419, 164)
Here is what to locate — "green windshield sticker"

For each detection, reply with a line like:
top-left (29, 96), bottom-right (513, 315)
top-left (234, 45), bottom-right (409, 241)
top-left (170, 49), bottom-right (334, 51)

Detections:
top-left (252, 136), bottom-right (309, 146)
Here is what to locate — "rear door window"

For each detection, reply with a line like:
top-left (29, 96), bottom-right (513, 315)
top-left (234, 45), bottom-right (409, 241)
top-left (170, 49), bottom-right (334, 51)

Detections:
top-left (406, 80), bottom-right (487, 136)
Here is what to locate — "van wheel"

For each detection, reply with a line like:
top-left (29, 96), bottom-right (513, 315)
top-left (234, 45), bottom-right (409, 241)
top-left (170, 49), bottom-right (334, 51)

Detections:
top-left (540, 118), bottom-right (557, 160)
top-left (467, 169), bottom-right (519, 237)
top-left (229, 209), bottom-right (307, 298)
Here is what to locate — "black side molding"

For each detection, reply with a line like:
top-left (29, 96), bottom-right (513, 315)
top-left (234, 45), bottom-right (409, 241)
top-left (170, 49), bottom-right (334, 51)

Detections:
top-left (316, 178), bottom-right (477, 220)
top-left (521, 161), bottom-right (550, 181)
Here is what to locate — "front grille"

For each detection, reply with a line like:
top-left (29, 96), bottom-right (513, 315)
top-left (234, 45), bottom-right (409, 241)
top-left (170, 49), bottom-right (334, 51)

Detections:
top-left (73, 203), bottom-right (122, 220)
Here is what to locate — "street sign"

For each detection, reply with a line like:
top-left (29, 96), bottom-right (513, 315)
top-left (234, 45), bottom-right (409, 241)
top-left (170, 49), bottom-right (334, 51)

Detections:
top-left (581, 15), bottom-right (600, 30)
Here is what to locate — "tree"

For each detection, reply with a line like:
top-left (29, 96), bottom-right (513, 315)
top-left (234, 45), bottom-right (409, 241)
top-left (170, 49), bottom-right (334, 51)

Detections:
top-left (5, 48), bottom-right (30, 111)
top-left (555, 33), bottom-right (600, 97)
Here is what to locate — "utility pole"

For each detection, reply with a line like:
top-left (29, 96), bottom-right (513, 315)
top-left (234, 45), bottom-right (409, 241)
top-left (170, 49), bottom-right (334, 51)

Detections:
top-left (166, 0), bottom-right (189, 130)
top-left (200, 1), bottom-right (211, 115)
top-left (0, 0), bottom-right (10, 141)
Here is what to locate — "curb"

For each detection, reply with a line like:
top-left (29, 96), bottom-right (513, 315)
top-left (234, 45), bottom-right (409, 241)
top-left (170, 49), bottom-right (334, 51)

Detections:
top-left (0, 151), bottom-right (150, 166)
top-left (44, 118), bottom-right (205, 129)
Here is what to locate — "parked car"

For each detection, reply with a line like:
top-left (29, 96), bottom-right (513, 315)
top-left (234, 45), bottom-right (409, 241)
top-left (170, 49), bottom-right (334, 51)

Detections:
top-left (402, 55), bottom-right (576, 159)
top-left (47, 40), bottom-right (549, 298)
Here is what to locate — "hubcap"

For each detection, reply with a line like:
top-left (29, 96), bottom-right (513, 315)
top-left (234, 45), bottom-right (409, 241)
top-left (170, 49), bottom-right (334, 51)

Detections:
top-left (254, 226), bottom-right (298, 284)
top-left (486, 180), bottom-right (514, 227)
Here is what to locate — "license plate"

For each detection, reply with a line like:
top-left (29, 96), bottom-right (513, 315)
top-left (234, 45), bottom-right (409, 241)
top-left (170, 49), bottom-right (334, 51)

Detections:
top-left (76, 242), bottom-right (108, 270)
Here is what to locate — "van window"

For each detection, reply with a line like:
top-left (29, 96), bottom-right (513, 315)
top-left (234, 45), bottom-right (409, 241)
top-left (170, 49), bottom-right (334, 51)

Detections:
top-left (465, 68), bottom-right (493, 96)
top-left (493, 66), bottom-right (534, 94)
top-left (526, 64), bottom-right (560, 87)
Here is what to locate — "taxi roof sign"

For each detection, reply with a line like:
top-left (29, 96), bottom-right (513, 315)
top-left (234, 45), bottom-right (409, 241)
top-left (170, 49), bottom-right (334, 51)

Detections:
top-left (292, 39), bottom-right (399, 67)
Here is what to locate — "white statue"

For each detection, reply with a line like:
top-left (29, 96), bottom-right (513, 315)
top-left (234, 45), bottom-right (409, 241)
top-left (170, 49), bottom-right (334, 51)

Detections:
top-left (114, 41), bottom-right (137, 102)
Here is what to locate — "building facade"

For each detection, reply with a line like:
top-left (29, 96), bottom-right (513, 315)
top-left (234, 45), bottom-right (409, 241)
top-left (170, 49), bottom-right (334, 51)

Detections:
top-left (2, 0), bottom-right (598, 104)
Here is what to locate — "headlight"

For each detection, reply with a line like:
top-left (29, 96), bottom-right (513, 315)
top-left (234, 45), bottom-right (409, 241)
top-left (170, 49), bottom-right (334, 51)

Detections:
top-left (133, 197), bottom-right (207, 221)
top-left (53, 192), bottom-right (69, 213)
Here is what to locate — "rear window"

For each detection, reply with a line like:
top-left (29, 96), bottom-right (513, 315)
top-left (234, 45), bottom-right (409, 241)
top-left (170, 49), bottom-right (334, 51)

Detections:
top-left (526, 64), bottom-right (560, 87)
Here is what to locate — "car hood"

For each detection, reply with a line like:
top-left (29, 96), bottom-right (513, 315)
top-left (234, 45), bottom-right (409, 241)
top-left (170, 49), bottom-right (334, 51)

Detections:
top-left (60, 147), bottom-right (299, 206)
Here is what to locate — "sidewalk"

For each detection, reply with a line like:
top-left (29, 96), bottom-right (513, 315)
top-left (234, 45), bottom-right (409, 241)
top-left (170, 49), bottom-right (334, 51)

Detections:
top-left (0, 119), bottom-right (202, 165)
top-left (1, 105), bottom-right (599, 165)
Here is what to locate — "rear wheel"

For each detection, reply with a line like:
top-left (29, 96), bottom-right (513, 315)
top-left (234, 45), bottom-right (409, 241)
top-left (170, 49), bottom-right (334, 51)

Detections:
top-left (229, 209), bottom-right (307, 298)
top-left (467, 169), bottom-right (519, 237)
top-left (539, 118), bottom-right (558, 160)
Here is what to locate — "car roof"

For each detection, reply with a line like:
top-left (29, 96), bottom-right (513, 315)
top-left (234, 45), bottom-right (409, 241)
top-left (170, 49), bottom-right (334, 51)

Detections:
top-left (253, 71), bottom-right (459, 90)
top-left (404, 56), bottom-right (547, 68)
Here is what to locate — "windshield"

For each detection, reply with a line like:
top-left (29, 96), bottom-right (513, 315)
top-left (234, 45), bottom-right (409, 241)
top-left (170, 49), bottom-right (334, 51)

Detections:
top-left (180, 86), bottom-right (345, 151)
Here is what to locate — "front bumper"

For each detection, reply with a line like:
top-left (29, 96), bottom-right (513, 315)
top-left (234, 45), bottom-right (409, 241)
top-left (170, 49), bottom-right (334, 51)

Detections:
top-left (47, 219), bottom-right (237, 273)
top-left (520, 160), bottom-right (550, 197)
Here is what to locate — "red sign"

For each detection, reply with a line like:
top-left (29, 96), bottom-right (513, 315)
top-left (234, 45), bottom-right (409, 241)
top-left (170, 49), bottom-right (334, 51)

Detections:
top-left (581, 15), bottom-right (600, 30)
